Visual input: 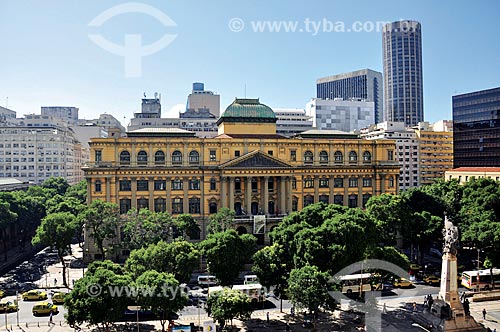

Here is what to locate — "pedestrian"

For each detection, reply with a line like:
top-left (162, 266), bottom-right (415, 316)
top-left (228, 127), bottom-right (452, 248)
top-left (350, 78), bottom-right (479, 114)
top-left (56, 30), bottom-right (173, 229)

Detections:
top-left (483, 308), bottom-right (487, 320)
top-left (286, 321), bottom-right (290, 332)
top-left (382, 303), bottom-right (387, 314)
top-left (413, 302), bottom-right (417, 313)
top-left (54, 278), bottom-right (57, 286)
top-left (49, 311), bottom-right (53, 324)
top-left (266, 311), bottom-right (270, 325)
top-left (291, 306), bottom-right (295, 316)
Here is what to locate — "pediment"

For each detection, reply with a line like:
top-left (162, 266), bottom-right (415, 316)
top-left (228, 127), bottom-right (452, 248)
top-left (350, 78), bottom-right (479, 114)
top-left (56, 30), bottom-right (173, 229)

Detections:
top-left (220, 150), bottom-right (292, 169)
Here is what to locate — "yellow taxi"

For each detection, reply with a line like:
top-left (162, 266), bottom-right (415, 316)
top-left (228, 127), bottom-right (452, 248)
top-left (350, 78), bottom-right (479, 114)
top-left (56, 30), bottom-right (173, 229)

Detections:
top-left (22, 290), bottom-right (48, 301)
top-left (393, 278), bottom-right (413, 288)
top-left (424, 275), bottom-right (441, 286)
top-left (0, 299), bottom-right (18, 313)
top-left (0, 290), bottom-right (4, 298)
top-left (51, 292), bottom-right (66, 304)
top-left (32, 302), bottom-right (58, 316)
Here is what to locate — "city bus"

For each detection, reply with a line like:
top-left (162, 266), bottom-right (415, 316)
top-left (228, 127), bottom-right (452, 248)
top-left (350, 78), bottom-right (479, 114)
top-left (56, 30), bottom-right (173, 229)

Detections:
top-left (461, 268), bottom-right (500, 290)
top-left (232, 284), bottom-right (265, 303)
top-left (339, 273), bottom-right (373, 294)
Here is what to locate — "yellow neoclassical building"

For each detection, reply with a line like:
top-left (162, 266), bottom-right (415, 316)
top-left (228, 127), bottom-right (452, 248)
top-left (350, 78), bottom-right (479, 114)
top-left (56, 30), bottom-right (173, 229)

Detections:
top-left (83, 98), bottom-right (400, 261)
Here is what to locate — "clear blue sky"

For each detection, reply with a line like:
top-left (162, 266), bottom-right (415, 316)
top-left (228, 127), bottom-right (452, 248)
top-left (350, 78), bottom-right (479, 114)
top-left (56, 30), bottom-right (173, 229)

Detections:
top-left (1, 0), bottom-right (499, 126)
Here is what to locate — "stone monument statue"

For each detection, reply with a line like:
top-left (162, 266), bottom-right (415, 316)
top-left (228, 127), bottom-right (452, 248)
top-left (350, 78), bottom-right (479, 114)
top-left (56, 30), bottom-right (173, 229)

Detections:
top-left (413, 216), bottom-right (485, 331)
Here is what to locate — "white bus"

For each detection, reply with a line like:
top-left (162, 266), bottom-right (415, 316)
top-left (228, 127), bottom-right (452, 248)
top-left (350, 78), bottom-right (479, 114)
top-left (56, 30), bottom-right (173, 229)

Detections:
top-left (461, 268), bottom-right (500, 290)
top-left (197, 275), bottom-right (218, 287)
top-left (339, 273), bottom-right (373, 294)
top-left (232, 284), bottom-right (265, 303)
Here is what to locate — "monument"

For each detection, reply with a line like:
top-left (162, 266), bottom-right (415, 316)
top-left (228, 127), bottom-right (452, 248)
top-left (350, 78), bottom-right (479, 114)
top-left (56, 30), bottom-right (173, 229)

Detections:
top-left (414, 217), bottom-right (485, 331)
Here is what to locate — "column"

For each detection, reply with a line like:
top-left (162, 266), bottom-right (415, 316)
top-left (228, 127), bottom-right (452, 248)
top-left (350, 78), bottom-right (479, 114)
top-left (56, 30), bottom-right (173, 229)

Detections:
top-left (131, 178), bottom-right (137, 209)
top-left (314, 175), bottom-right (319, 204)
top-left (229, 177), bottom-right (235, 212)
top-left (148, 145), bottom-right (154, 167)
top-left (263, 176), bottom-right (269, 214)
top-left (343, 175), bottom-right (349, 207)
top-left (131, 144), bottom-right (136, 167)
top-left (358, 176), bottom-right (363, 208)
top-left (221, 177), bottom-right (227, 209)
top-left (279, 177), bottom-right (286, 215)
top-left (166, 145), bottom-right (171, 167)
top-left (166, 177), bottom-right (172, 214)
top-left (286, 177), bottom-right (293, 213)
top-left (183, 143), bottom-right (188, 167)
top-left (149, 178), bottom-right (154, 211)
top-left (183, 177), bottom-right (189, 214)
top-left (329, 175), bottom-right (334, 204)
top-left (380, 174), bottom-right (385, 194)
top-left (86, 179), bottom-right (92, 204)
top-left (105, 177), bottom-right (111, 202)
top-left (245, 177), bottom-right (252, 215)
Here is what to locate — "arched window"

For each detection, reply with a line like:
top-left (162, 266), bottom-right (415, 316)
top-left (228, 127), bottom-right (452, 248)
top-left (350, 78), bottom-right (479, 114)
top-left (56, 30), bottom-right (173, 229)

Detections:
top-left (154, 198), bottom-right (166, 212)
top-left (303, 195), bottom-right (314, 207)
top-left (137, 150), bottom-right (147, 165)
top-left (155, 151), bottom-right (165, 164)
top-left (189, 151), bottom-right (199, 164)
top-left (363, 151), bottom-right (372, 162)
top-left (334, 151), bottom-right (343, 163)
top-left (349, 151), bottom-right (358, 162)
top-left (319, 194), bottom-right (329, 204)
top-left (137, 198), bottom-right (149, 210)
top-left (319, 151), bottom-right (328, 163)
top-left (172, 150), bottom-right (182, 165)
top-left (304, 150), bottom-right (313, 164)
top-left (120, 151), bottom-right (130, 165)
top-left (209, 201), bottom-right (218, 214)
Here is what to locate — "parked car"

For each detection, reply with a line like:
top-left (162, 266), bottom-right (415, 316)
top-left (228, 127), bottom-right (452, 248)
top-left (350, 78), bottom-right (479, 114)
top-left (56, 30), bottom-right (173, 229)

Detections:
top-left (424, 275), bottom-right (441, 286)
top-left (393, 278), bottom-right (413, 288)
top-left (0, 290), bottom-right (4, 298)
top-left (32, 302), bottom-right (58, 316)
top-left (0, 299), bottom-right (18, 313)
top-left (52, 292), bottom-right (66, 304)
top-left (22, 290), bottom-right (48, 301)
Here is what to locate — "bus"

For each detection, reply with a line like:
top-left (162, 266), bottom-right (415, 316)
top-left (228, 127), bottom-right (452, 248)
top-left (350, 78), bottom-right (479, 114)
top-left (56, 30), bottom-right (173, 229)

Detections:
top-left (461, 268), bottom-right (500, 290)
top-left (197, 275), bottom-right (218, 287)
top-left (339, 273), bottom-right (373, 294)
top-left (232, 284), bottom-right (265, 303)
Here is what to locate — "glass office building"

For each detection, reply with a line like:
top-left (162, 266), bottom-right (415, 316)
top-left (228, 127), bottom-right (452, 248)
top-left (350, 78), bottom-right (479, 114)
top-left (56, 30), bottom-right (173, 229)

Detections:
top-left (316, 69), bottom-right (382, 124)
top-left (383, 20), bottom-right (424, 127)
top-left (452, 87), bottom-right (500, 167)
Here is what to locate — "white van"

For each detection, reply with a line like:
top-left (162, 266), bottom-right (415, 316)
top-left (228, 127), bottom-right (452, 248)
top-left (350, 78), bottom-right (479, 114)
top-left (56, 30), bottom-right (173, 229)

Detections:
top-left (197, 275), bottom-right (217, 287)
top-left (244, 274), bottom-right (259, 285)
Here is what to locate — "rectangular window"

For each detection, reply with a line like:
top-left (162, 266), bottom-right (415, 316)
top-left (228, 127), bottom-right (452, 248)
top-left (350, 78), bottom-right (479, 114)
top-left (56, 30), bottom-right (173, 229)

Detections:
top-left (95, 150), bottom-right (102, 162)
top-left (234, 150), bottom-right (240, 157)
top-left (94, 181), bottom-right (102, 192)
top-left (154, 180), bottom-right (166, 190)
top-left (349, 178), bottom-right (358, 187)
top-left (189, 198), bottom-right (200, 214)
top-left (334, 178), bottom-right (344, 188)
top-left (304, 178), bottom-right (314, 188)
top-left (362, 178), bottom-right (372, 187)
top-left (210, 179), bottom-right (216, 191)
top-left (388, 150), bottom-right (394, 161)
top-left (209, 150), bottom-right (216, 161)
top-left (172, 198), bottom-right (183, 214)
top-left (172, 179), bottom-right (183, 190)
top-left (137, 179), bottom-right (149, 191)
top-left (268, 150), bottom-right (273, 156)
top-left (319, 178), bottom-right (329, 188)
top-left (119, 180), bottom-right (131, 191)
top-left (189, 179), bottom-right (200, 190)
top-left (290, 150), bottom-right (296, 161)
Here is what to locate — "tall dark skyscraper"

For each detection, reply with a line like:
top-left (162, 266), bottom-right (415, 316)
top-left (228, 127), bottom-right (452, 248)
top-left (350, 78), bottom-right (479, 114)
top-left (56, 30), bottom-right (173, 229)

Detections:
top-left (316, 69), bottom-right (382, 124)
top-left (452, 87), bottom-right (500, 167)
top-left (383, 20), bottom-right (424, 126)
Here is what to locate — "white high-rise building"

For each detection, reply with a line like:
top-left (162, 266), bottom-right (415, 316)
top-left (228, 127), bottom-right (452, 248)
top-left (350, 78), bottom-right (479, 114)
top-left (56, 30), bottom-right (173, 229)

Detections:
top-left (41, 106), bottom-right (79, 125)
top-left (306, 98), bottom-right (375, 132)
top-left (273, 108), bottom-right (313, 137)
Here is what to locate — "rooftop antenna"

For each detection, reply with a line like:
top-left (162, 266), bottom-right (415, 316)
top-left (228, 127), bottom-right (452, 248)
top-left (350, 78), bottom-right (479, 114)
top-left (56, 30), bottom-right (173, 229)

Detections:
top-left (143, 92), bottom-right (146, 98)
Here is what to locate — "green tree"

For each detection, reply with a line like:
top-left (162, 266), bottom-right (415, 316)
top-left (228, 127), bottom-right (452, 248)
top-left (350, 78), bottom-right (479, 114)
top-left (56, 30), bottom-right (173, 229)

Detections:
top-left (79, 200), bottom-right (119, 260)
top-left (200, 230), bottom-right (257, 286)
top-left (65, 180), bottom-right (87, 204)
top-left (207, 208), bottom-right (235, 234)
top-left (174, 214), bottom-right (201, 240)
top-left (41, 177), bottom-right (70, 196)
top-left (32, 212), bottom-right (77, 287)
top-left (46, 196), bottom-right (85, 216)
top-left (65, 260), bottom-right (132, 331)
top-left (125, 239), bottom-right (200, 283)
top-left (135, 271), bottom-right (187, 332)
top-left (206, 288), bottom-right (253, 328)
top-left (0, 200), bottom-right (17, 261)
top-left (287, 265), bottom-right (332, 323)
top-left (122, 209), bottom-right (173, 249)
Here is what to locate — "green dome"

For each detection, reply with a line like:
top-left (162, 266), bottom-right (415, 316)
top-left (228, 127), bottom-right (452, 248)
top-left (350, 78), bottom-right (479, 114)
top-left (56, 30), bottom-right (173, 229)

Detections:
top-left (219, 98), bottom-right (276, 122)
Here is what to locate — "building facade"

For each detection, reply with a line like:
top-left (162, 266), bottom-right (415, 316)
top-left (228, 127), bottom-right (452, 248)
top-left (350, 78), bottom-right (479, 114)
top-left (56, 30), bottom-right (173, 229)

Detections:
top-left (452, 87), bottom-right (500, 167)
top-left (316, 69), bottom-right (383, 124)
top-left (446, 167), bottom-right (500, 184)
top-left (383, 20), bottom-right (424, 127)
top-left (186, 82), bottom-right (221, 117)
top-left (84, 98), bottom-right (400, 262)
top-left (414, 121), bottom-right (453, 186)
top-left (273, 108), bottom-right (313, 137)
top-left (41, 106), bottom-right (79, 125)
top-left (306, 98), bottom-right (375, 132)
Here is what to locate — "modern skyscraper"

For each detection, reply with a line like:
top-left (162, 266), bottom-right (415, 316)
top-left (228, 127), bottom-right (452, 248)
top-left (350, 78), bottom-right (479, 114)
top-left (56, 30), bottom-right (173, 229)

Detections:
top-left (452, 87), bottom-right (500, 167)
top-left (316, 69), bottom-right (382, 123)
top-left (382, 20), bottom-right (424, 126)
